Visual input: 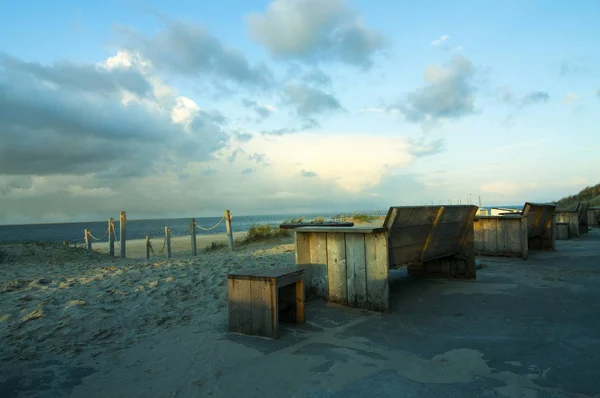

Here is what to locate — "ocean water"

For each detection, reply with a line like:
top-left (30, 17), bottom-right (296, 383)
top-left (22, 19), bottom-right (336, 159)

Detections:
top-left (0, 205), bottom-right (521, 245)
top-left (0, 212), bottom-right (340, 244)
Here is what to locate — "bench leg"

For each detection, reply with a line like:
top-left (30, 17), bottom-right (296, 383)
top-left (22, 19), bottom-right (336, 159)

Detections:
top-left (295, 279), bottom-right (305, 324)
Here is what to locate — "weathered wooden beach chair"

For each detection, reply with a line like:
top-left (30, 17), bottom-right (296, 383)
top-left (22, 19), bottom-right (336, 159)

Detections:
top-left (588, 207), bottom-right (600, 228)
top-left (576, 202), bottom-right (590, 234)
top-left (473, 202), bottom-right (556, 259)
top-left (293, 205), bottom-right (478, 313)
top-left (555, 203), bottom-right (588, 238)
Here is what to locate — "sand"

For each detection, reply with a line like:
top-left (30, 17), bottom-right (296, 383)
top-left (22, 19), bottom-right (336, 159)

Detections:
top-left (0, 235), bottom-right (295, 364)
top-left (92, 231), bottom-right (249, 259)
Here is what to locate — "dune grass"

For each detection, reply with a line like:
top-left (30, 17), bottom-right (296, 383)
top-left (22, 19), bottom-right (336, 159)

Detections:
top-left (351, 214), bottom-right (380, 222)
top-left (237, 217), bottom-right (305, 245)
top-left (556, 183), bottom-right (600, 209)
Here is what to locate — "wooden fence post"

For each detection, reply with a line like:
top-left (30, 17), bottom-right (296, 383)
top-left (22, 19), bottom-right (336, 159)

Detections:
top-left (165, 226), bottom-right (171, 258)
top-left (120, 211), bottom-right (127, 258)
top-left (190, 218), bottom-right (197, 256)
top-left (108, 217), bottom-right (115, 256)
top-left (84, 229), bottom-right (92, 251)
top-left (146, 236), bottom-right (150, 260)
top-left (225, 209), bottom-right (234, 252)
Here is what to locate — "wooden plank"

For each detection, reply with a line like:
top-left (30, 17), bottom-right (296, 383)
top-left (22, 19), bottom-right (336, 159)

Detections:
top-left (295, 279), bottom-right (305, 324)
top-left (496, 217), bottom-right (510, 253)
top-left (420, 206), bottom-right (444, 263)
top-left (269, 281), bottom-right (278, 339)
top-left (229, 278), bottom-right (252, 335)
top-left (228, 278), bottom-right (240, 333)
top-left (295, 231), bottom-right (311, 295)
top-left (294, 226), bottom-right (387, 234)
top-left (521, 217), bottom-right (528, 259)
top-left (345, 234), bottom-right (367, 308)
top-left (365, 233), bottom-right (389, 312)
top-left (507, 218), bottom-right (522, 256)
top-left (326, 232), bottom-right (347, 305)
top-left (473, 219), bottom-right (484, 252)
top-left (483, 218), bottom-right (498, 253)
top-left (250, 279), bottom-right (273, 337)
top-left (309, 232), bottom-right (328, 298)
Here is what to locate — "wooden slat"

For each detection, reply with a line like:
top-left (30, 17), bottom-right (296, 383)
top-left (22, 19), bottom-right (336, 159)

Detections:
top-left (345, 233), bottom-right (367, 308)
top-left (521, 217), bottom-right (529, 258)
top-left (228, 278), bottom-right (240, 333)
top-left (496, 217), bottom-right (510, 253)
top-left (365, 233), bottom-right (389, 312)
top-left (473, 219), bottom-right (484, 252)
top-left (295, 231), bottom-right (311, 294)
top-left (483, 218), bottom-right (498, 253)
top-left (326, 232), bottom-right (347, 305)
top-left (295, 279), bottom-right (305, 324)
top-left (250, 279), bottom-right (273, 337)
top-left (309, 232), bottom-right (328, 298)
top-left (294, 226), bottom-right (387, 234)
top-left (236, 279), bottom-right (253, 335)
top-left (420, 206), bottom-right (444, 263)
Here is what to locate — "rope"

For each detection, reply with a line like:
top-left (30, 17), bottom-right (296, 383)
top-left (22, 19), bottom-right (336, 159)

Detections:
top-left (194, 216), bottom-right (225, 231)
top-left (87, 226), bottom-right (110, 241)
top-left (110, 221), bottom-right (120, 245)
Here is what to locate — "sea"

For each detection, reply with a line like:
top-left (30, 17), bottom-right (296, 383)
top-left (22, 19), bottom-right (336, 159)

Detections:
top-left (0, 205), bottom-right (522, 245)
top-left (0, 212), bottom-right (343, 244)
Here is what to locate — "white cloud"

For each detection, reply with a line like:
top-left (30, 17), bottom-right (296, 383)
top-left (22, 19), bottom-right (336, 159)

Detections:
top-left (431, 35), bottom-right (450, 46)
top-left (481, 181), bottom-right (519, 196)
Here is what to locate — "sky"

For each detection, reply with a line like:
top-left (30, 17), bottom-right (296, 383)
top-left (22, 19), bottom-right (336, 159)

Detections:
top-left (0, 0), bottom-right (599, 224)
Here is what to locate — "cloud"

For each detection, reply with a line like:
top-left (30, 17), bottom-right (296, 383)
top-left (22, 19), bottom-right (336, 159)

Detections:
top-left (228, 149), bottom-right (245, 164)
top-left (248, 153), bottom-right (269, 166)
top-left (481, 181), bottom-right (519, 196)
top-left (231, 130), bottom-right (254, 142)
top-left (559, 61), bottom-right (594, 77)
top-left (201, 167), bottom-right (217, 176)
top-left (116, 18), bottom-right (273, 89)
top-left (597, 88), bottom-right (600, 98)
top-left (241, 98), bottom-right (275, 119)
top-left (1, 53), bottom-right (152, 97)
top-left (520, 91), bottom-right (549, 107)
top-left (260, 127), bottom-right (298, 136)
top-left (0, 53), bottom-right (229, 177)
top-left (283, 82), bottom-right (343, 125)
top-left (407, 136), bottom-right (446, 158)
top-left (302, 68), bottom-right (332, 86)
top-left (500, 89), bottom-right (550, 126)
top-left (563, 92), bottom-right (579, 105)
top-left (431, 35), bottom-right (450, 47)
top-left (245, 0), bottom-right (385, 68)
top-left (391, 55), bottom-right (477, 125)
top-left (241, 167), bottom-right (256, 175)
top-left (301, 170), bottom-right (317, 177)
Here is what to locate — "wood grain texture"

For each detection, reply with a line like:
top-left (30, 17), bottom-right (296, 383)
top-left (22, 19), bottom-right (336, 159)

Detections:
top-left (345, 233), bottom-right (367, 308)
top-left (326, 232), bottom-right (347, 305)
top-left (365, 233), bottom-right (389, 312)
top-left (309, 232), bottom-right (328, 298)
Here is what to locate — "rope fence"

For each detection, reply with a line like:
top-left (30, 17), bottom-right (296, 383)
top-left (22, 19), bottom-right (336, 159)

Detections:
top-left (82, 210), bottom-right (235, 259)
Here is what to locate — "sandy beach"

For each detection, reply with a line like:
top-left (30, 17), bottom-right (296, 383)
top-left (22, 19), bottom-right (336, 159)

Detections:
top-left (2, 221), bottom-right (599, 397)
top-left (92, 231), bottom-right (249, 259)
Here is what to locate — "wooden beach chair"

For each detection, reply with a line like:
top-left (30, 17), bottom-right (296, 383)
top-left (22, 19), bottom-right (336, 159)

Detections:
top-left (293, 205), bottom-right (478, 313)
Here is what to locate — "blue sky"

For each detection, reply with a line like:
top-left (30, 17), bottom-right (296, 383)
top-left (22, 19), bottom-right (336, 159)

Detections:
top-left (0, 0), bottom-right (599, 223)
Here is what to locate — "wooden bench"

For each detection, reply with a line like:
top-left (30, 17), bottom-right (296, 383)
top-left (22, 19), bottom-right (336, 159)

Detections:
top-left (473, 215), bottom-right (528, 259)
top-left (576, 202), bottom-right (590, 234)
top-left (294, 205), bottom-right (478, 313)
top-left (588, 207), bottom-right (600, 228)
top-left (554, 222), bottom-right (569, 240)
top-left (228, 267), bottom-right (304, 339)
top-left (555, 210), bottom-right (580, 238)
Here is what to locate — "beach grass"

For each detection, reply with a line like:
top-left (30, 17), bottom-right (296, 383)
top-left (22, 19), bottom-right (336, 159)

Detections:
top-left (238, 217), bottom-right (304, 245)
